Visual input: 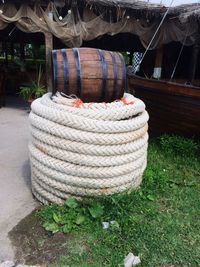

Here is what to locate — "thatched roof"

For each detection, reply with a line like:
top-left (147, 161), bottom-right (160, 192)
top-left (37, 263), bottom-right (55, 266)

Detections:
top-left (15, 0), bottom-right (163, 10)
top-left (86, 1), bottom-right (200, 19)
top-left (0, 0), bottom-right (199, 48)
top-left (174, 3), bottom-right (200, 22)
top-left (85, 1), bottom-right (200, 23)
top-left (13, 0), bottom-right (163, 10)
top-left (85, 0), bottom-right (163, 10)
top-left (7, 0), bottom-right (200, 22)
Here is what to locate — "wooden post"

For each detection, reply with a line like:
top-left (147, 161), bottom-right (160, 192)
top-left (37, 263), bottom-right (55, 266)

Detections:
top-left (11, 42), bottom-right (14, 61)
top-left (3, 41), bottom-right (8, 66)
top-left (45, 32), bottom-right (53, 92)
top-left (20, 42), bottom-right (25, 61)
top-left (129, 52), bottom-right (133, 66)
top-left (5, 42), bottom-right (8, 66)
top-left (71, 0), bottom-right (78, 23)
top-left (153, 45), bottom-right (164, 79)
top-left (20, 41), bottom-right (25, 72)
top-left (188, 44), bottom-right (199, 84)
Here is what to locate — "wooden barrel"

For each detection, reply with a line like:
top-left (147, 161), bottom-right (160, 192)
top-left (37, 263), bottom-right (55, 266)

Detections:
top-left (52, 48), bottom-right (126, 102)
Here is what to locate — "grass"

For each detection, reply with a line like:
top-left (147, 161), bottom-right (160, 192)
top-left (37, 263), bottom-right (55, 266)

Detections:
top-left (38, 136), bottom-right (200, 267)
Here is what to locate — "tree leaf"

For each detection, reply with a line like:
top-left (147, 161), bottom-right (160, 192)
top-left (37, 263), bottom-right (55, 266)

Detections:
top-left (89, 203), bottom-right (104, 219)
top-left (65, 197), bottom-right (78, 209)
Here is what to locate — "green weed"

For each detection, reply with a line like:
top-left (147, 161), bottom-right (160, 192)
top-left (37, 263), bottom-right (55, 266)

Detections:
top-left (38, 198), bottom-right (105, 234)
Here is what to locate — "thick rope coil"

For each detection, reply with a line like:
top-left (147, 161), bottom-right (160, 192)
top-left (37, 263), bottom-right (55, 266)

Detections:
top-left (32, 139), bottom-right (148, 167)
top-left (31, 98), bottom-right (149, 133)
top-left (31, 127), bottom-right (148, 156)
top-left (31, 157), bottom-right (146, 189)
top-left (29, 93), bottom-right (149, 204)
top-left (43, 93), bottom-right (146, 121)
top-left (30, 144), bottom-right (146, 178)
top-left (29, 113), bottom-right (148, 145)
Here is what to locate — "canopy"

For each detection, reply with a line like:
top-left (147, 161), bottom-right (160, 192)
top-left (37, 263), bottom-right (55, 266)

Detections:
top-left (0, 1), bottom-right (199, 48)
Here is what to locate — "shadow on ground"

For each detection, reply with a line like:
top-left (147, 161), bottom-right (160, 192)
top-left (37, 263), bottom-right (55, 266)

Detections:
top-left (22, 160), bottom-right (31, 188)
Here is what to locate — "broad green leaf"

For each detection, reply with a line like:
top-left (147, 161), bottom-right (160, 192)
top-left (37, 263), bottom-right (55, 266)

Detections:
top-left (110, 220), bottom-right (120, 229)
top-left (62, 225), bottom-right (70, 234)
top-left (43, 222), bottom-right (59, 233)
top-left (62, 223), bottom-right (73, 234)
top-left (65, 197), bottom-right (78, 209)
top-left (53, 213), bottom-right (62, 224)
top-left (76, 215), bottom-right (85, 225)
top-left (89, 203), bottom-right (104, 219)
top-left (147, 195), bottom-right (155, 201)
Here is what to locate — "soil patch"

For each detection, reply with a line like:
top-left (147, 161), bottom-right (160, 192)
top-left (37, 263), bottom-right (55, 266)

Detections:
top-left (9, 209), bottom-right (71, 265)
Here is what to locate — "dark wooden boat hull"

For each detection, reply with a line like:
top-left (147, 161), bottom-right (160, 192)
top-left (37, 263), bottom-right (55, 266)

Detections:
top-left (127, 73), bottom-right (200, 137)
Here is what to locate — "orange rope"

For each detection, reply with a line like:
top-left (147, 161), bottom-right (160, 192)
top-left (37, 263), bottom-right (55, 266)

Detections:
top-left (120, 97), bottom-right (135, 105)
top-left (73, 99), bottom-right (83, 108)
top-left (72, 97), bottom-right (135, 108)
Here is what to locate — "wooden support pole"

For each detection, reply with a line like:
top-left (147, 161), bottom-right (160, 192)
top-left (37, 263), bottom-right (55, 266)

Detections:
top-left (5, 42), bottom-right (8, 66)
top-left (20, 42), bottom-right (25, 61)
top-left (3, 40), bottom-right (8, 66)
top-left (129, 52), bottom-right (133, 66)
top-left (11, 42), bottom-right (14, 61)
top-left (2, 41), bottom-right (5, 61)
top-left (45, 32), bottom-right (53, 92)
top-left (153, 45), bottom-right (164, 79)
top-left (20, 41), bottom-right (25, 71)
top-left (71, 0), bottom-right (78, 23)
top-left (188, 44), bottom-right (199, 84)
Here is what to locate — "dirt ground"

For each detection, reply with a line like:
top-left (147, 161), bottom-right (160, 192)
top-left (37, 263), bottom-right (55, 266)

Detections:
top-left (9, 210), bottom-right (70, 265)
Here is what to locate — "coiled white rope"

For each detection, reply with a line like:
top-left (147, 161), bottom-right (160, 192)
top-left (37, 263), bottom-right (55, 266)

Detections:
top-left (29, 93), bottom-right (149, 204)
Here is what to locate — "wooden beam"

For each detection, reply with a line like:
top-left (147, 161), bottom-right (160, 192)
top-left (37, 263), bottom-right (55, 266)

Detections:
top-left (20, 41), bottom-right (25, 61)
top-left (188, 44), bottom-right (199, 84)
top-left (2, 40), bottom-right (8, 66)
top-left (20, 41), bottom-right (26, 72)
top-left (71, 0), bottom-right (78, 23)
top-left (11, 42), bottom-right (14, 61)
top-left (45, 32), bottom-right (53, 93)
top-left (153, 45), bottom-right (163, 79)
top-left (129, 52), bottom-right (133, 65)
